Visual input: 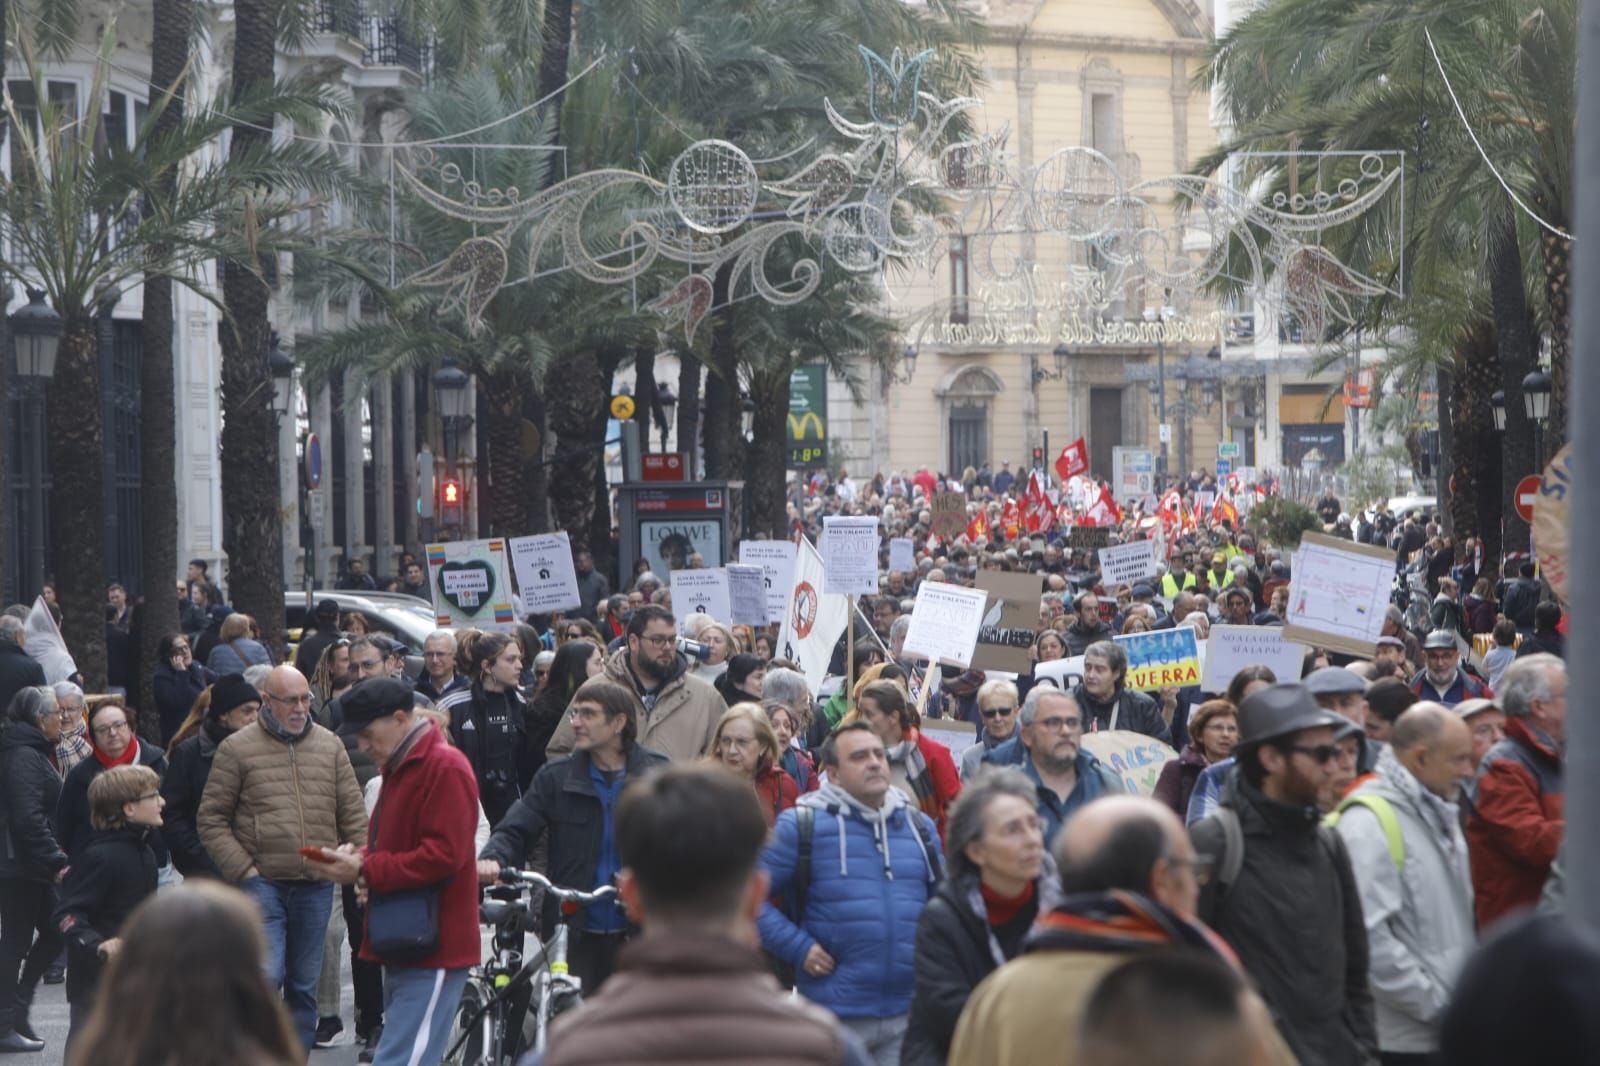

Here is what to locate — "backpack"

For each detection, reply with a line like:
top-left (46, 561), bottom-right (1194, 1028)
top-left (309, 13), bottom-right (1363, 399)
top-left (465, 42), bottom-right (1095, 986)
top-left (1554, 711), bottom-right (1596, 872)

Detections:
top-left (784, 804), bottom-right (943, 923)
top-left (1323, 793), bottom-right (1406, 874)
top-left (1207, 804), bottom-right (1359, 904)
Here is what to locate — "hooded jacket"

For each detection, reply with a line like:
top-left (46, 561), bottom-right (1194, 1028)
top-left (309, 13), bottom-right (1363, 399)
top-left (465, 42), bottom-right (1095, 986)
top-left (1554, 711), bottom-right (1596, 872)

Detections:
top-left (901, 857), bottom-right (1062, 1066)
top-left (1334, 747), bottom-right (1475, 1053)
top-left (1466, 716), bottom-right (1563, 927)
top-left (0, 720), bottom-right (67, 882)
top-left (757, 783), bottom-right (944, 1019)
top-left (1191, 776), bottom-right (1378, 1066)
top-left (544, 647), bottom-right (726, 763)
top-left (52, 824), bottom-right (159, 1001)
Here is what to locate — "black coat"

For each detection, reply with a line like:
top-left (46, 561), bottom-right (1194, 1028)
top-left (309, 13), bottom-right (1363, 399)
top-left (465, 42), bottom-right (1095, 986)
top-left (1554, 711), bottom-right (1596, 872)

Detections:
top-left (0, 721), bottom-right (67, 882)
top-left (52, 825), bottom-right (159, 1002)
top-left (160, 727), bottom-right (223, 877)
top-left (480, 744), bottom-right (667, 927)
top-left (0, 642), bottom-right (47, 722)
top-left (1191, 777), bottom-right (1378, 1066)
top-left (902, 870), bottom-right (1053, 1066)
top-left (445, 683), bottom-right (536, 825)
top-left (153, 662), bottom-right (211, 745)
top-left (57, 742), bottom-right (168, 862)
top-left (1073, 687), bottom-right (1171, 746)
top-left (293, 627), bottom-right (342, 679)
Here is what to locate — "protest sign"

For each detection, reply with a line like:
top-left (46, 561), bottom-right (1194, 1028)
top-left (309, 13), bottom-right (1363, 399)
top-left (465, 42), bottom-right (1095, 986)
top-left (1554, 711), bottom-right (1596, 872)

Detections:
top-left (1201, 625), bottom-right (1307, 692)
top-left (930, 492), bottom-right (967, 537)
top-left (727, 564), bottom-right (768, 625)
top-left (1283, 532), bottom-right (1394, 657)
top-left (1098, 539), bottom-right (1157, 587)
top-left (973, 571), bottom-right (1043, 673)
top-left (671, 569), bottom-right (731, 632)
top-left (1032, 655), bottom-right (1085, 691)
top-left (777, 538), bottom-right (850, 692)
top-left (888, 537), bottom-right (916, 574)
top-left (1533, 444), bottom-right (1572, 605)
top-left (425, 539), bottom-right (518, 630)
top-left (903, 583), bottom-right (989, 668)
top-left (821, 515), bottom-right (880, 595)
top-left (1113, 628), bottom-right (1202, 691)
top-left (918, 718), bottom-right (980, 766)
top-left (738, 540), bottom-right (797, 625)
top-left (506, 532), bottom-right (581, 616)
top-left (1067, 525), bottom-right (1111, 550)
top-left (1080, 731), bottom-right (1179, 796)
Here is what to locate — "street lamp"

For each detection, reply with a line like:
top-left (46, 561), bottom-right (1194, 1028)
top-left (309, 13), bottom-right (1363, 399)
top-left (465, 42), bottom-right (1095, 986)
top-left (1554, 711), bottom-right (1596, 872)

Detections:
top-left (886, 344), bottom-right (919, 386)
top-left (1143, 305), bottom-right (1176, 488)
top-left (1521, 369), bottom-right (1552, 421)
top-left (740, 394), bottom-right (756, 439)
top-left (656, 381), bottom-right (677, 451)
top-left (432, 359), bottom-right (472, 464)
top-left (268, 332), bottom-right (294, 417)
top-left (1490, 389), bottom-right (1507, 432)
top-left (10, 289), bottom-right (61, 599)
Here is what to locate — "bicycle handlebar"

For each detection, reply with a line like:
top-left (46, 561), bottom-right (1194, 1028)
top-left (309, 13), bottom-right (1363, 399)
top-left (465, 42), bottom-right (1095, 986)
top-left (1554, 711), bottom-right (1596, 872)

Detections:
top-left (499, 868), bottom-right (619, 906)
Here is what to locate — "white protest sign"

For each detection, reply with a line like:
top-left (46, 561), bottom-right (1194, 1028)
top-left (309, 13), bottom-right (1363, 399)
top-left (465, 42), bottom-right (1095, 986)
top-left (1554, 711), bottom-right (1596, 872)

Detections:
top-left (425, 539), bottom-right (518, 630)
top-left (739, 540), bottom-right (797, 625)
top-left (821, 515), bottom-right (880, 596)
top-left (1032, 655), bottom-right (1085, 691)
top-left (1098, 539), bottom-right (1157, 586)
top-left (507, 532), bottom-right (581, 615)
top-left (671, 569), bottom-right (731, 631)
top-left (1283, 532), bottom-right (1395, 657)
top-left (903, 583), bottom-right (989, 668)
top-left (777, 537), bottom-right (849, 692)
top-left (1201, 625), bottom-right (1308, 692)
top-left (888, 537), bottom-right (915, 574)
top-left (727, 564), bottom-right (768, 625)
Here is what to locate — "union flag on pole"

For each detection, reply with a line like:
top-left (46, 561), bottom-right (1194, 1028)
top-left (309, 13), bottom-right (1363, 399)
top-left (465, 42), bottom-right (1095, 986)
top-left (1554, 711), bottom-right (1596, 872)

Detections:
top-left (1054, 438), bottom-right (1089, 481)
top-left (1024, 470), bottom-right (1056, 533)
top-left (1212, 495), bottom-right (1239, 528)
top-left (1083, 483), bottom-right (1123, 527)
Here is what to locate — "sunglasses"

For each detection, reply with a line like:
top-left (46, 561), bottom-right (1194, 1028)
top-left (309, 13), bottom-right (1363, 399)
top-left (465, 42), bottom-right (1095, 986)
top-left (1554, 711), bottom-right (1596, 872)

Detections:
top-left (1286, 743), bottom-right (1342, 764)
top-left (980, 705), bottom-right (1016, 719)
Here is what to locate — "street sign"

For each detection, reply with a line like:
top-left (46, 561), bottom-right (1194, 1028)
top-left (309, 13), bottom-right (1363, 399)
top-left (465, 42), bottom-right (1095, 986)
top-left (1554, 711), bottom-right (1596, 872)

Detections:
top-left (1514, 475), bottom-right (1541, 524)
top-left (1218, 441), bottom-right (1241, 460)
top-left (1159, 423), bottom-right (1172, 444)
top-left (641, 453), bottom-right (687, 482)
top-left (308, 491), bottom-right (326, 527)
top-left (303, 433), bottom-right (322, 490)
top-left (609, 395), bottom-right (636, 420)
top-left (1216, 458), bottom-right (1231, 477)
top-left (1112, 447), bottom-right (1154, 504)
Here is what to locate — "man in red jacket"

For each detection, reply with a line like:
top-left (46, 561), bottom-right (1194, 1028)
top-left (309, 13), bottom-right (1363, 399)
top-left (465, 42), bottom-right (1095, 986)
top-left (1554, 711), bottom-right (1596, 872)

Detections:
top-left (1466, 653), bottom-right (1566, 929)
top-left (312, 678), bottom-right (481, 1066)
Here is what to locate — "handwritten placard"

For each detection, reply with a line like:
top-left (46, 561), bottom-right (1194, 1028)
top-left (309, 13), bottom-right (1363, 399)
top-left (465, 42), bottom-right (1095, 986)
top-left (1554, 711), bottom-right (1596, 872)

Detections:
top-left (1099, 539), bottom-right (1157, 587)
top-left (1113, 628), bottom-right (1202, 691)
top-left (1200, 624), bottom-right (1307, 692)
top-left (903, 583), bottom-right (989, 668)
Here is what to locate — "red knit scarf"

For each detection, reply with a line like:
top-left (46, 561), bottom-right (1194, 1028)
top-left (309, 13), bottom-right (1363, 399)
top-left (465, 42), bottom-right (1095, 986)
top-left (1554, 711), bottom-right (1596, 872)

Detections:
top-left (93, 737), bottom-right (140, 771)
top-left (981, 880), bottom-right (1036, 928)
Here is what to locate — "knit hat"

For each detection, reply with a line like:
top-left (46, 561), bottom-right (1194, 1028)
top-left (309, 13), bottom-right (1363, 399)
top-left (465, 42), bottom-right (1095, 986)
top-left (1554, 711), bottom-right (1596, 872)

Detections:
top-left (208, 674), bottom-right (260, 720)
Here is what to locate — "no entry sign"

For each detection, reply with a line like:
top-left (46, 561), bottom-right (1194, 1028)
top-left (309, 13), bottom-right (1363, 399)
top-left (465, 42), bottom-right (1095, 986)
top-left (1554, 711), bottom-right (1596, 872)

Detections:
top-left (1514, 475), bottom-right (1541, 524)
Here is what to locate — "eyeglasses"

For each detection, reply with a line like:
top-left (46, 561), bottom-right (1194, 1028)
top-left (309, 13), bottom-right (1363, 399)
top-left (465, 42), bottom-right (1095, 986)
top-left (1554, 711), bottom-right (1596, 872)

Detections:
top-left (638, 634), bottom-right (676, 648)
top-left (1032, 716), bottom-right (1082, 733)
top-left (137, 792), bottom-right (161, 803)
top-left (92, 721), bottom-right (130, 737)
top-left (266, 692), bottom-right (313, 707)
top-left (1165, 853), bottom-right (1216, 886)
top-left (717, 735), bottom-right (759, 752)
top-left (980, 705), bottom-right (1016, 719)
top-left (1286, 743), bottom-right (1342, 764)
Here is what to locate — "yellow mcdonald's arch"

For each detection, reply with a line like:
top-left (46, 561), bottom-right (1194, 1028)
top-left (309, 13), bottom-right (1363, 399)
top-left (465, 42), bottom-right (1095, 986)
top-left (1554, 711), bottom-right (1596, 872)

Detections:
top-left (787, 410), bottom-right (825, 440)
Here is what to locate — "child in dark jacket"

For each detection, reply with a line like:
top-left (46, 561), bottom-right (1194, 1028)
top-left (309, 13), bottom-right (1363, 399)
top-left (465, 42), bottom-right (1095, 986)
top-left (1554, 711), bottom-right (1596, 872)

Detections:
top-left (53, 764), bottom-right (163, 1054)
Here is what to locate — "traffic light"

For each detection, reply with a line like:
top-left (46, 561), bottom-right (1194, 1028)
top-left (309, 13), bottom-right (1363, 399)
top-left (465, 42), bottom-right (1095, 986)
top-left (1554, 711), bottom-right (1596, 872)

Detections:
top-left (1031, 446), bottom-right (1044, 468)
top-left (439, 476), bottom-right (464, 528)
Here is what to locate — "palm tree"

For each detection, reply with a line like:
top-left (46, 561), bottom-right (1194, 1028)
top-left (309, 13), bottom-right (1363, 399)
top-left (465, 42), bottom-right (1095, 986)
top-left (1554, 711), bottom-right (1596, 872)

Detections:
top-left (0, 29), bottom-right (342, 685)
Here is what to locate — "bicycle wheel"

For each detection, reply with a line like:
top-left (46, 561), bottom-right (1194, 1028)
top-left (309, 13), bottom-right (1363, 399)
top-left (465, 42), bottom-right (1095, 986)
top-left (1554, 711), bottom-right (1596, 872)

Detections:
top-left (442, 976), bottom-right (497, 1066)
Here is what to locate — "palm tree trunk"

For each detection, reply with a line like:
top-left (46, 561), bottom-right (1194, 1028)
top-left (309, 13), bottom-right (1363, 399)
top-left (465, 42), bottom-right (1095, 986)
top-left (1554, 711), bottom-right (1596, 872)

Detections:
top-left (219, 0), bottom-right (284, 653)
top-left (746, 364), bottom-right (791, 538)
top-left (137, 0), bottom-right (191, 733)
top-left (0, 0), bottom-right (8, 601)
top-left (536, 0), bottom-right (574, 139)
top-left (48, 320), bottom-right (108, 687)
top-left (676, 354), bottom-right (701, 478)
top-left (546, 351), bottom-right (609, 547)
top-left (1487, 214), bottom-right (1537, 559)
top-left (701, 264), bottom-right (740, 480)
top-left (1539, 224), bottom-right (1571, 452)
top-left (1444, 319), bottom-right (1500, 555)
top-left (481, 368), bottom-right (532, 535)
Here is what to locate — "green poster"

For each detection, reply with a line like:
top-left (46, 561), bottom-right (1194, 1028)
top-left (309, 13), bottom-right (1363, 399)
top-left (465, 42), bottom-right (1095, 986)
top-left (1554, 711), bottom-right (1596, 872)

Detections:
top-left (787, 365), bottom-right (828, 469)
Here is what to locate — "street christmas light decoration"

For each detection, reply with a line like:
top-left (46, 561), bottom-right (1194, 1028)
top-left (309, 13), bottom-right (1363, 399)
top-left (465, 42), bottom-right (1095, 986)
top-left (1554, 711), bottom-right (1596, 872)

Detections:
top-left (396, 47), bottom-right (1401, 352)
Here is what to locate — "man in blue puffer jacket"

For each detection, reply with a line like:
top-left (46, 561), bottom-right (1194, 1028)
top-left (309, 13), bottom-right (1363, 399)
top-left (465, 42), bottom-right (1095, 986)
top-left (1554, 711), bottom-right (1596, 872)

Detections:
top-left (759, 721), bottom-right (944, 1066)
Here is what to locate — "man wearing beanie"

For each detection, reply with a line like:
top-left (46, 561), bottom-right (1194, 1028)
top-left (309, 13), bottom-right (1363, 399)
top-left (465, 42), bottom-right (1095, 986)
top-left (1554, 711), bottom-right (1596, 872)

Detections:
top-left (160, 675), bottom-right (260, 878)
top-left (1190, 683), bottom-right (1378, 1066)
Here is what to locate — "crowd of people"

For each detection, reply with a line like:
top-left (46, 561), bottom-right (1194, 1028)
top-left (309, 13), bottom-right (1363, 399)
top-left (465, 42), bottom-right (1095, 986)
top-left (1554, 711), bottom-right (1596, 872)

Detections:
top-left (0, 458), bottom-right (1583, 1066)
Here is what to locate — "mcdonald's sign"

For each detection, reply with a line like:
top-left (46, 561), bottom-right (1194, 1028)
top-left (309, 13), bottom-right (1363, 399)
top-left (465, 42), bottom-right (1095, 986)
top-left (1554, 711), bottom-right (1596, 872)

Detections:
top-left (787, 364), bottom-right (829, 469)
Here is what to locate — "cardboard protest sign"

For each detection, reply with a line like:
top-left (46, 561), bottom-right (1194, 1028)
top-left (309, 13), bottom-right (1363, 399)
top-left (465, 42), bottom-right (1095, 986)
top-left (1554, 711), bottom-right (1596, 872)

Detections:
top-left (1283, 532), bottom-right (1394, 657)
top-left (929, 492), bottom-right (967, 537)
top-left (1068, 525), bottom-right (1111, 550)
top-left (738, 540), bottom-right (797, 625)
top-left (1533, 444), bottom-right (1572, 605)
top-left (1098, 539), bottom-right (1157, 587)
top-left (425, 539), bottom-right (518, 630)
top-left (888, 537), bottom-right (916, 574)
top-left (1201, 625), bottom-right (1307, 692)
top-left (671, 569), bottom-right (731, 632)
top-left (917, 718), bottom-right (981, 766)
top-left (507, 532), bottom-right (581, 615)
top-left (1080, 731), bottom-right (1178, 796)
top-left (903, 582), bottom-right (989, 668)
top-left (1113, 628), bottom-right (1201, 691)
top-left (727, 564), bottom-right (768, 625)
top-left (973, 571), bottom-right (1043, 673)
top-left (821, 516), bottom-right (880, 596)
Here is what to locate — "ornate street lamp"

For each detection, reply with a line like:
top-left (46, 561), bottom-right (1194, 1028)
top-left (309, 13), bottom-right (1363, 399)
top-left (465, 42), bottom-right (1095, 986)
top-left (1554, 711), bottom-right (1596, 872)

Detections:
top-left (655, 382), bottom-right (677, 451)
top-left (1051, 342), bottom-right (1069, 377)
top-left (1490, 389), bottom-right (1507, 432)
top-left (1521, 369), bottom-right (1552, 422)
top-left (432, 360), bottom-right (472, 465)
top-left (268, 333), bottom-right (294, 417)
top-left (740, 394), bottom-right (756, 439)
top-left (10, 289), bottom-right (61, 599)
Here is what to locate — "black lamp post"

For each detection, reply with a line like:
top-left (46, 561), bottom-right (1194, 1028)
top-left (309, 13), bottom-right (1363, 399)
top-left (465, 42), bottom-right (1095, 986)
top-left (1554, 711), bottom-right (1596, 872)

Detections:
top-left (1490, 389), bottom-right (1507, 432)
top-left (656, 382), bottom-right (677, 452)
top-left (10, 289), bottom-right (61, 598)
top-left (268, 332), bottom-right (294, 417)
top-left (432, 360), bottom-right (471, 465)
top-left (1522, 368), bottom-right (1552, 469)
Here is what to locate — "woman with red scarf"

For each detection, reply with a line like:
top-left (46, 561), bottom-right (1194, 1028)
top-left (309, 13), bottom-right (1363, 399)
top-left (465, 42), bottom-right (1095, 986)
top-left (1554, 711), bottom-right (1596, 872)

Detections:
top-left (704, 703), bottom-right (796, 827)
top-left (57, 702), bottom-right (168, 861)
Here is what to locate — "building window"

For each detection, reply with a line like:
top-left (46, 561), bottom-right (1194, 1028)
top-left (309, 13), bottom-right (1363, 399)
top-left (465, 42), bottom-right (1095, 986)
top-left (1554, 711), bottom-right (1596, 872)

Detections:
top-left (1091, 93), bottom-right (1118, 155)
top-left (950, 235), bottom-right (969, 325)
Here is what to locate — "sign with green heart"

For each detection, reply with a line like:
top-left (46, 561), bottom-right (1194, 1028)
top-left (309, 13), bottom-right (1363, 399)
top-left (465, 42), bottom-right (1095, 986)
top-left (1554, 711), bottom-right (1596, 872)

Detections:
top-left (438, 560), bottom-right (496, 614)
top-left (425, 538), bottom-right (517, 631)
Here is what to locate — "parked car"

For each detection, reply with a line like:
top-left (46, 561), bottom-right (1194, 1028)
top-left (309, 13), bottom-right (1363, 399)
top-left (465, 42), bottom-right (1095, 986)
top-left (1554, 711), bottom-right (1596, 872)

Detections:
top-left (283, 591), bottom-right (436, 677)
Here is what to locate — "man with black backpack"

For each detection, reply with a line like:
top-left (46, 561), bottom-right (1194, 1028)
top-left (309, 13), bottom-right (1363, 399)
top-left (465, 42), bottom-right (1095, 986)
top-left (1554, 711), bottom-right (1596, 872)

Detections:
top-left (1189, 683), bottom-right (1378, 1066)
top-left (757, 722), bottom-right (945, 1066)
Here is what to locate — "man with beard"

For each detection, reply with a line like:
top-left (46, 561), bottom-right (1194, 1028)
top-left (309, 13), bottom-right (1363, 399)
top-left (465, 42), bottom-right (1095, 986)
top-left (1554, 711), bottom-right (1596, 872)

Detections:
top-left (543, 605), bottom-right (726, 763)
top-left (1064, 593), bottom-right (1115, 657)
top-left (981, 686), bottom-right (1124, 846)
top-left (1410, 631), bottom-right (1491, 707)
top-left (1190, 684), bottom-right (1377, 1066)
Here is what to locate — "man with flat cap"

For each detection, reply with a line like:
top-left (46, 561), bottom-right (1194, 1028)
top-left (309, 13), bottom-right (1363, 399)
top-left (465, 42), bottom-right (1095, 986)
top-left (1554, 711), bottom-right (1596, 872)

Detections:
top-left (1190, 682), bottom-right (1378, 1066)
top-left (1410, 630), bottom-right (1491, 707)
top-left (1306, 665), bottom-right (1379, 795)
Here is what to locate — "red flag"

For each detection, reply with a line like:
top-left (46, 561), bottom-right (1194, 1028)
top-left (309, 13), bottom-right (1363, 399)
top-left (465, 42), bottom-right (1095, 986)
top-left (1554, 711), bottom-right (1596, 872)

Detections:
top-left (1084, 483), bottom-right (1123, 527)
top-left (1024, 471), bottom-right (1056, 533)
top-left (1212, 495), bottom-right (1239, 527)
top-left (965, 512), bottom-right (987, 542)
top-left (1054, 437), bottom-right (1089, 481)
top-left (1001, 498), bottom-right (1022, 539)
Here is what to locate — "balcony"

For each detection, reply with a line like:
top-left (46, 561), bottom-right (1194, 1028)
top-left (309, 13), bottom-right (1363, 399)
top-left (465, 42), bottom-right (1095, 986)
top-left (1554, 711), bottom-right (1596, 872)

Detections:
top-left (365, 16), bottom-right (426, 76)
top-left (311, 0), bottom-right (363, 39)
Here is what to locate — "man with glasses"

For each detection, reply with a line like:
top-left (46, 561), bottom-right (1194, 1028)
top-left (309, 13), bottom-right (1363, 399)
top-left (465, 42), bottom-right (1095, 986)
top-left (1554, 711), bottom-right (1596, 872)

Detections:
top-left (1189, 683), bottom-right (1378, 1066)
top-left (950, 797), bottom-right (1264, 1066)
top-left (980, 686), bottom-right (1123, 847)
top-left (197, 665), bottom-right (369, 1056)
top-left (959, 679), bottom-right (1021, 780)
top-left (415, 630), bottom-right (467, 704)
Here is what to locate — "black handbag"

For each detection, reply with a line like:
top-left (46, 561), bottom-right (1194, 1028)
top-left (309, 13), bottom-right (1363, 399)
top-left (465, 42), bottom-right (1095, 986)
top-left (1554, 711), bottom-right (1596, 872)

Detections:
top-left (363, 792), bottom-right (442, 963)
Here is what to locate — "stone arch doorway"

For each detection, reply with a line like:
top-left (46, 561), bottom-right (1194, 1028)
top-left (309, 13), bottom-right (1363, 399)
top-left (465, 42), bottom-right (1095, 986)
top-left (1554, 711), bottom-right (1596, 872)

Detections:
top-left (936, 365), bottom-right (1004, 475)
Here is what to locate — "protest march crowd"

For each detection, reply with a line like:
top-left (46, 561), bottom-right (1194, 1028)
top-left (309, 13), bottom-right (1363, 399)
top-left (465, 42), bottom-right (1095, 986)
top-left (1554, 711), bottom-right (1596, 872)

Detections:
top-left (0, 454), bottom-right (1580, 1066)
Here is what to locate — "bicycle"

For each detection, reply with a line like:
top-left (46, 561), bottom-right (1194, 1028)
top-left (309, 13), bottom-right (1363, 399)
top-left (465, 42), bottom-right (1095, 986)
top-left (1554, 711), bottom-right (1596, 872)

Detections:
top-left (443, 869), bottom-right (618, 1066)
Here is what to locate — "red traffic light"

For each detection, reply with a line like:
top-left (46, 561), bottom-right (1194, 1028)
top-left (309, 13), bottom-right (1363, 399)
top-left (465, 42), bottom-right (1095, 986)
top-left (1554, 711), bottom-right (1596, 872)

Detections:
top-left (442, 479), bottom-right (461, 505)
top-left (1031, 447), bottom-right (1043, 464)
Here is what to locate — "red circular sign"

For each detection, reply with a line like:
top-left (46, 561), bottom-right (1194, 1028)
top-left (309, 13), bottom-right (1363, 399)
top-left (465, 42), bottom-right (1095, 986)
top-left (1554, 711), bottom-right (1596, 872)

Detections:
top-left (1514, 475), bottom-right (1541, 524)
top-left (791, 581), bottom-right (818, 639)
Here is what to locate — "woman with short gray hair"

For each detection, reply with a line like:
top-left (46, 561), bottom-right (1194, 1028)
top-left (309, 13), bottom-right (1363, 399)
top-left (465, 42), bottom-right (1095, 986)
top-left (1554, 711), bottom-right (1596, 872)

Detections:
top-left (50, 681), bottom-right (92, 775)
top-left (902, 767), bottom-right (1059, 1066)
